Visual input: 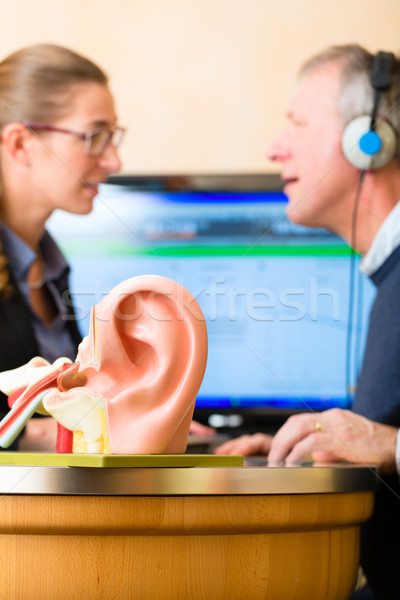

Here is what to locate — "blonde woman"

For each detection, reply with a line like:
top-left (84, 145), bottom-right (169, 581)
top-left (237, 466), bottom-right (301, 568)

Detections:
top-left (0, 44), bottom-right (123, 449)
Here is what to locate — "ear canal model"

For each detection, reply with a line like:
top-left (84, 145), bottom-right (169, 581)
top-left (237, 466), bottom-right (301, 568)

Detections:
top-left (342, 115), bottom-right (397, 170)
top-left (44, 275), bottom-right (208, 454)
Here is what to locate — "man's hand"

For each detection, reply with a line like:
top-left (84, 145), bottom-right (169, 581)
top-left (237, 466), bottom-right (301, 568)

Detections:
top-left (214, 432), bottom-right (273, 456)
top-left (268, 408), bottom-right (398, 474)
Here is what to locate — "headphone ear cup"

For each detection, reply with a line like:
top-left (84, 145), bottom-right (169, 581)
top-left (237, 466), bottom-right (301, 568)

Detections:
top-left (342, 115), bottom-right (397, 170)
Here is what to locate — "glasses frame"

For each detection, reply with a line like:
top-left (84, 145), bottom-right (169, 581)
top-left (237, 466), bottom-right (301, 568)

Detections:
top-left (23, 122), bottom-right (126, 157)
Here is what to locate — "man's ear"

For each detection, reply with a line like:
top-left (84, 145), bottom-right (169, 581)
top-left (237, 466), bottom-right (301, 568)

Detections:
top-left (1, 122), bottom-right (34, 165)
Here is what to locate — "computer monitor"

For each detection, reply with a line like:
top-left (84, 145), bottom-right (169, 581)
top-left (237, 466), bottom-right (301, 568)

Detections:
top-left (47, 174), bottom-right (376, 434)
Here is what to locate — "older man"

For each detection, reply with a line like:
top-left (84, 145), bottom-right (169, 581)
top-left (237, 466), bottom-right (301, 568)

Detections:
top-left (217, 45), bottom-right (400, 599)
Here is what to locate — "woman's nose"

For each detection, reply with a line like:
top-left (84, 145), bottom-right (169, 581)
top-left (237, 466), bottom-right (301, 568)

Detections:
top-left (99, 142), bottom-right (122, 174)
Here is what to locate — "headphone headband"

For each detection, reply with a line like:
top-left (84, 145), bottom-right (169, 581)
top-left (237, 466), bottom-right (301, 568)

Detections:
top-left (341, 50), bottom-right (397, 170)
top-left (371, 51), bottom-right (395, 92)
top-left (370, 51), bottom-right (395, 130)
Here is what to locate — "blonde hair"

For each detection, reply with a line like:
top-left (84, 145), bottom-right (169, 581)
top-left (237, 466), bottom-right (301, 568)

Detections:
top-left (0, 43), bottom-right (108, 297)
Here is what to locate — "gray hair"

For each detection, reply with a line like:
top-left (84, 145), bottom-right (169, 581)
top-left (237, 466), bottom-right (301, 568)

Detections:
top-left (299, 44), bottom-right (400, 158)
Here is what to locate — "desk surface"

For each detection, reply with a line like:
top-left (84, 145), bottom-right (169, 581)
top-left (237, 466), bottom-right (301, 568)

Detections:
top-left (0, 462), bottom-right (377, 496)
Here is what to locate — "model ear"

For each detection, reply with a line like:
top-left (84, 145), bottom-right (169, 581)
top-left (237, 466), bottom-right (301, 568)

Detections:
top-left (0, 357), bottom-right (50, 396)
top-left (80, 275), bottom-right (208, 454)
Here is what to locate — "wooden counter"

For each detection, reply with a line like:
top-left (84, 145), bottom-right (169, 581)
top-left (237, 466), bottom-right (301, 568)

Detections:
top-left (0, 462), bottom-right (376, 600)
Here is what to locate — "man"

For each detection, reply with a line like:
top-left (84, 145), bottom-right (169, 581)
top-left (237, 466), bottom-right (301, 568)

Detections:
top-left (216, 45), bottom-right (400, 599)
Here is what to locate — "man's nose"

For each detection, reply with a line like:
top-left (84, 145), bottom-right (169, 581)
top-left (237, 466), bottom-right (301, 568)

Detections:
top-left (266, 130), bottom-right (291, 162)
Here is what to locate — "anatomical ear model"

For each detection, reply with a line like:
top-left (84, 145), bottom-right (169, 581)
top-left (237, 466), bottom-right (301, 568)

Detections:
top-left (0, 275), bottom-right (208, 454)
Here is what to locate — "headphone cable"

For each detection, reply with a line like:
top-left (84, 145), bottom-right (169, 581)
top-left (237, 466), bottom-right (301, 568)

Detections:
top-left (345, 169), bottom-right (365, 405)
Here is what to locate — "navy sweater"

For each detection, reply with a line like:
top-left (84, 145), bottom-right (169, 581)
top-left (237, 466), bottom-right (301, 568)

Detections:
top-left (353, 243), bottom-right (400, 425)
top-left (352, 243), bottom-right (400, 600)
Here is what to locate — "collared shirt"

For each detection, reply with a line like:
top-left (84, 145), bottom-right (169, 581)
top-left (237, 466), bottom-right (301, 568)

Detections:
top-left (361, 200), bottom-right (400, 276)
top-left (357, 201), bottom-right (400, 475)
top-left (1, 224), bottom-right (77, 363)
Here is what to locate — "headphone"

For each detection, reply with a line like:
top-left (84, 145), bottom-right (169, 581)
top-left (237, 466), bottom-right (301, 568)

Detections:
top-left (341, 51), bottom-right (398, 170)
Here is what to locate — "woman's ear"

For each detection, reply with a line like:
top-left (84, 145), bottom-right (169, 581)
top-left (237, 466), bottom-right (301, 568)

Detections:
top-left (1, 122), bottom-right (34, 165)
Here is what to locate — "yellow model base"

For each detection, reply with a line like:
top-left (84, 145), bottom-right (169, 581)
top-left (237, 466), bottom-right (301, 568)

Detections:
top-left (0, 452), bottom-right (243, 468)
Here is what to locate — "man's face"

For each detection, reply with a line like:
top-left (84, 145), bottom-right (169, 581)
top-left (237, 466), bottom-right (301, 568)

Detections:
top-left (267, 62), bottom-right (359, 233)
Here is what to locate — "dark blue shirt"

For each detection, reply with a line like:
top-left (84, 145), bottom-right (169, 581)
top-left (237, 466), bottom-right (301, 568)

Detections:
top-left (1, 225), bottom-right (77, 363)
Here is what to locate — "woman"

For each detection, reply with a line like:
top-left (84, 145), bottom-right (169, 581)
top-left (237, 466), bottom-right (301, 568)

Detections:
top-left (0, 43), bottom-right (124, 449)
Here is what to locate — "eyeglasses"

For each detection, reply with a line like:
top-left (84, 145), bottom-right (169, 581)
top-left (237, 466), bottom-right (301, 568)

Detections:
top-left (23, 122), bottom-right (126, 157)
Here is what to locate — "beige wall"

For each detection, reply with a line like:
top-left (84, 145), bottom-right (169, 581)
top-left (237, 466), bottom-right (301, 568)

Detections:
top-left (2, 0), bottom-right (399, 174)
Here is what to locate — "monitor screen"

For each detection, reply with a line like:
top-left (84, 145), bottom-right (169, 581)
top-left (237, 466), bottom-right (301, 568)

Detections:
top-left (47, 175), bottom-right (376, 433)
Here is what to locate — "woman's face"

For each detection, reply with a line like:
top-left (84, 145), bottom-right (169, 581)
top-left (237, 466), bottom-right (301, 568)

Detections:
top-left (28, 82), bottom-right (122, 216)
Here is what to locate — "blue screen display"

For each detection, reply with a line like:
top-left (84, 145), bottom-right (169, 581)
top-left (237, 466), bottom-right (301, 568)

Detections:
top-left (47, 179), bottom-right (375, 417)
